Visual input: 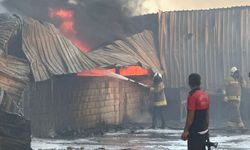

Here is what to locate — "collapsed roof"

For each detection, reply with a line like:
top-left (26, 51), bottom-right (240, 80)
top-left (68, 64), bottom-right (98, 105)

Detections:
top-left (0, 13), bottom-right (160, 114)
top-left (87, 30), bottom-right (161, 73)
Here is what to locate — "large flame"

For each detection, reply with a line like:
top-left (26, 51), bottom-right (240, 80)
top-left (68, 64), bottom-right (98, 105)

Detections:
top-left (78, 66), bottom-right (149, 77)
top-left (49, 8), bottom-right (88, 52)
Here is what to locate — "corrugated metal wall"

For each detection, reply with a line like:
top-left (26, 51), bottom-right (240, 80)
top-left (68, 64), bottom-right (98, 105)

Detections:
top-left (159, 6), bottom-right (250, 92)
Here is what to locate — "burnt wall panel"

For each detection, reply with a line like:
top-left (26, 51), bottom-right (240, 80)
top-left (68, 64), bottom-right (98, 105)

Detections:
top-left (28, 76), bottom-right (150, 137)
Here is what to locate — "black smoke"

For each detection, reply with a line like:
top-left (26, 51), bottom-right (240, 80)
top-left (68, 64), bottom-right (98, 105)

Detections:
top-left (3, 0), bottom-right (157, 50)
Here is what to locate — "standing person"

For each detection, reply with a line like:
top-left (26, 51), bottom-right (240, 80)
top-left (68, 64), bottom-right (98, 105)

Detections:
top-left (223, 67), bottom-right (245, 129)
top-left (150, 72), bottom-right (167, 129)
top-left (181, 73), bottom-right (210, 150)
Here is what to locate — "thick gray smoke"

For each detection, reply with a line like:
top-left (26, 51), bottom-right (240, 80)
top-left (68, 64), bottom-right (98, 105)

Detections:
top-left (0, 0), bottom-right (8, 13)
top-left (3, 0), bottom-right (157, 50)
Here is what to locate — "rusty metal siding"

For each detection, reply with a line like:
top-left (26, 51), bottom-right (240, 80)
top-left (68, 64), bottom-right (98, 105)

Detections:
top-left (0, 14), bottom-right (98, 114)
top-left (0, 53), bottom-right (30, 112)
top-left (22, 17), bottom-right (97, 82)
top-left (0, 14), bottom-right (21, 53)
top-left (159, 7), bottom-right (250, 92)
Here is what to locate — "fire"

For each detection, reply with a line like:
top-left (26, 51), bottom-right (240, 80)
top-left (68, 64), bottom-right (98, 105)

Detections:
top-left (120, 66), bottom-right (149, 76)
top-left (49, 8), bottom-right (149, 77)
top-left (78, 66), bottom-right (149, 77)
top-left (49, 8), bottom-right (73, 19)
top-left (48, 8), bottom-right (88, 52)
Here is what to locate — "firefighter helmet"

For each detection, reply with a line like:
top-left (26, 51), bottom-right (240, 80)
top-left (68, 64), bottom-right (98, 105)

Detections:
top-left (230, 67), bottom-right (238, 74)
top-left (153, 73), bottom-right (163, 84)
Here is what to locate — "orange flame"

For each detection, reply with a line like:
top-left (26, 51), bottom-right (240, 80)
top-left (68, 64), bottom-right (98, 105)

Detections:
top-left (120, 66), bottom-right (149, 76)
top-left (49, 8), bottom-right (73, 19)
top-left (49, 8), bottom-right (88, 52)
top-left (78, 66), bottom-right (149, 77)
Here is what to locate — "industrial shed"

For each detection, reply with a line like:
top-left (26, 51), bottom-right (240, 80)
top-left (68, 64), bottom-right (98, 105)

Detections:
top-left (26, 30), bottom-right (160, 137)
top-left (0, 13), bottom-right (160, 138)
top-left (1, 3), bottom-right (250, 143)
top-left (0, 14), bottom-right (96, 148)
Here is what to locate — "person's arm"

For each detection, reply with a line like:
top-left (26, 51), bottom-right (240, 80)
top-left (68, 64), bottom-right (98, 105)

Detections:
top-left (149, 87), bottom-right (154, 103)
top-left (222, 79), bottom-right (229, 101)
top-left (240, 78), bottom-right (246, 88)
top-left (181, 92), bottom-right (196, 140)
top-left (181, 110), bottom-right (195, 140)
top-left (184, 110), bottom-right (195, 132)
top-left (181, 94), bottom-right (196, 141)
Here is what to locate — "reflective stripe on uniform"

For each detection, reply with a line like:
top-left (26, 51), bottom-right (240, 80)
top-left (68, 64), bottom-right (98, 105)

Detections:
top-left (229, 81), bottom-right (240, 84)
top-left (228, 96), bottom-right (241, 101)
top-left (222, 90), bottom-right (226, 95)
top-left (154, 99), bottom-right (167, 106)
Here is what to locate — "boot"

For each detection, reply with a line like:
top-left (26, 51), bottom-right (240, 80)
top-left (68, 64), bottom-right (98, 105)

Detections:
top-left (238, 122), bottom-right (245, 129)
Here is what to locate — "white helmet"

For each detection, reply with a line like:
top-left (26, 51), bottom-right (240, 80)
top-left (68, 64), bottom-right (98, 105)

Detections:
top-left (153, 72), bottom-right (162, 79)
top-left (230, 67), bottom-right (238, 73)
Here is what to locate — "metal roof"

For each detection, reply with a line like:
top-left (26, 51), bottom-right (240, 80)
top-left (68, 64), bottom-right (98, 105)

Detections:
top-left (22, 17), bottom-right (97, 81)
top-left (87, 30), bottom-right (162, 73)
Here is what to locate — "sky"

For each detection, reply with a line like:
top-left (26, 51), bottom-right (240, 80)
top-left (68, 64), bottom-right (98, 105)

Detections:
top-left (138, 0), bottom-right (250, 14)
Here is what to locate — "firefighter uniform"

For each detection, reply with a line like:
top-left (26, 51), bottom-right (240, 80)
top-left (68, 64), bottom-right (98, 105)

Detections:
top-left (223, 76), bottom-right (245, 128)
top-left (151, 81), bottom-right (167, 128)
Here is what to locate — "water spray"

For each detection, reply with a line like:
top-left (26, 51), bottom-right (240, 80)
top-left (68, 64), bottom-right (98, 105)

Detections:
top-left (102, 69), bottom-right (150, 88)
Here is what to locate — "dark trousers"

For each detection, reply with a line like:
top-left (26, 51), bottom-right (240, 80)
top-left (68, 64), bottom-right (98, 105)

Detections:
top-left (188, 133), bottom-right (207, 150)
top-left (152, 106), bottom-right (166, 128)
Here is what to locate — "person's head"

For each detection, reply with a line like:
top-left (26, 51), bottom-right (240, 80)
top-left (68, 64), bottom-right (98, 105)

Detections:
top-left (230, 66), bottom-right (242, 81)
top-left (188, 73), bottom-right (201, 88)
top-left (230, 66), bottom-right (238, 76)
top-left (153, 72), bottom-right (163, 85)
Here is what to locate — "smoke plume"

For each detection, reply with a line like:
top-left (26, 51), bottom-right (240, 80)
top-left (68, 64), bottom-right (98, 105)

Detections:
top-left (3, 0), bottom-right (157, 50)
top-left (0, 0), bottom-right (8, 13)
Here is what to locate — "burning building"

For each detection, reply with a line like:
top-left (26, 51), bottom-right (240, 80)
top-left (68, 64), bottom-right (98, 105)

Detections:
top-left (0, 0), bottom-right (161, 139)
top-left (27, 30), bottom-right (161, 137)
top-left (0, 0), bottom-right (250, 147)
top-left (0, 13), bottom-right (96, 148)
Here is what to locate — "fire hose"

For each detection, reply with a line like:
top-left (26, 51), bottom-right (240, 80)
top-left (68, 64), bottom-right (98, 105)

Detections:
top-left (105, 70), bottom-right (219, 149)
top-left (103, 70), bottom-right (150, 88)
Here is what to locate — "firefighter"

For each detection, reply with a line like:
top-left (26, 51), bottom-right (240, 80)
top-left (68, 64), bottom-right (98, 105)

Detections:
top-left (223, 67), bottom-right (245, 129)
top-left (150, 72), bottom-right (167, 129)
top-left (181, 73), bottom-right (210, 150)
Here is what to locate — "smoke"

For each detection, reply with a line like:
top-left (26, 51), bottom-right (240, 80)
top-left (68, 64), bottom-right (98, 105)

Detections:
top-left (3, 0), bottom-right (249, 50)
top-left (3, 0), bottom-right (157, 50)
top-left (0, 0), bottom-right (8, 13)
